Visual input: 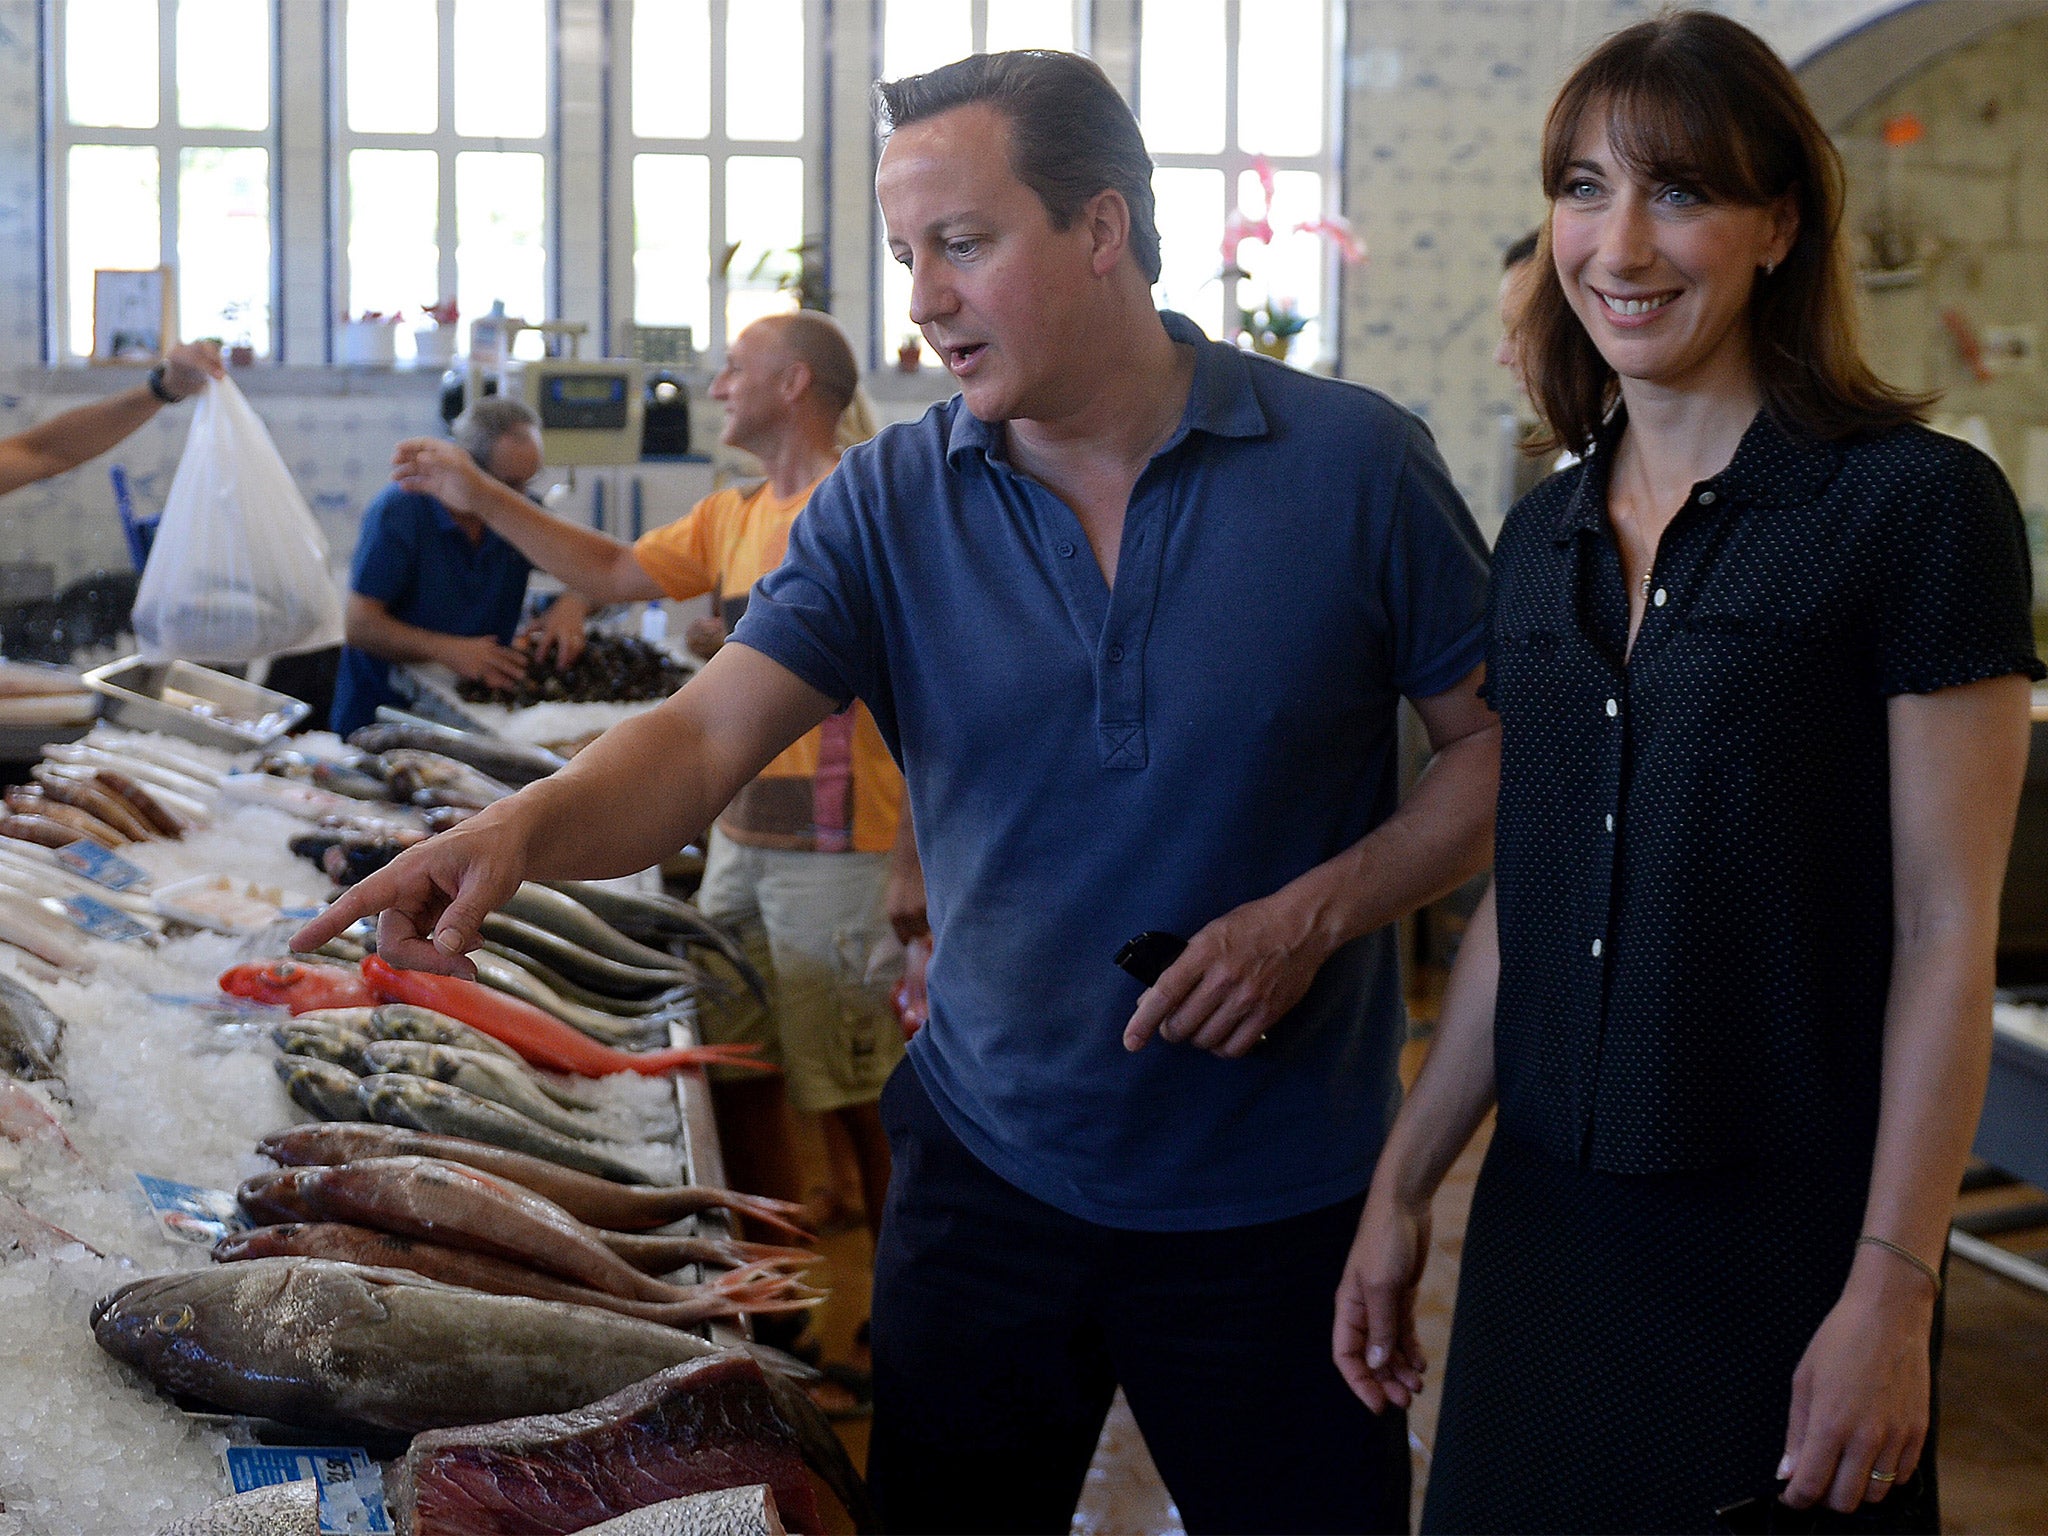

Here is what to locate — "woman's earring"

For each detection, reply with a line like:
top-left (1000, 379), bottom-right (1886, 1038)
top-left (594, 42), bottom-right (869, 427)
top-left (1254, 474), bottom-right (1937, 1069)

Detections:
top-left (1762, 260), bottom-right (1777, 276)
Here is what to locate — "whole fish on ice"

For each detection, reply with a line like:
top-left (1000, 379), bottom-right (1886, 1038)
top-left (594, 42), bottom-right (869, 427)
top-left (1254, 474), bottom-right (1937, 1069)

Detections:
top-left (90, 1257), bottom-right (786, 1434)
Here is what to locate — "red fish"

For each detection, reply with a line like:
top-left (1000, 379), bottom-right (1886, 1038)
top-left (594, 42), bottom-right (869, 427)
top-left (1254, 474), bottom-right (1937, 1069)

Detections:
top-left (219, 958), bottom-right (378, 1014)
top-left (361, 955), bottom-right (769, 1078)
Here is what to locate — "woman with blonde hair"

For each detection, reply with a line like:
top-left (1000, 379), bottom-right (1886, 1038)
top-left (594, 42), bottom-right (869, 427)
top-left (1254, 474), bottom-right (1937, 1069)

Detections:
top-left (1333, 12), bottom-right (2039, 1531)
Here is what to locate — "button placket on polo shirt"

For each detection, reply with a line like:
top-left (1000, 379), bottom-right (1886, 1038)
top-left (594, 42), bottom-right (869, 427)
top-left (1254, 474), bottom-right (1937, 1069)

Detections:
top-left (1095, 462), bottom-right (1178, 772)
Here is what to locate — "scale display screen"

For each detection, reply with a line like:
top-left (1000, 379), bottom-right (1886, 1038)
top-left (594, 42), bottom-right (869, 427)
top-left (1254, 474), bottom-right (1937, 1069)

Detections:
top-left (538, 370), bottom-right (630, 429)
top-left (549, 375), bottom-right (626, 405)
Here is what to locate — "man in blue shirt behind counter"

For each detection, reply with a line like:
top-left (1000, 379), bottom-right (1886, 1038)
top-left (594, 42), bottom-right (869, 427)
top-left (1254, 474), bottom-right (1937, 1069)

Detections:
top-left (329, 397), bottom-right (591, 737)
top-left (296, 49), bottom-right (1498, 1535)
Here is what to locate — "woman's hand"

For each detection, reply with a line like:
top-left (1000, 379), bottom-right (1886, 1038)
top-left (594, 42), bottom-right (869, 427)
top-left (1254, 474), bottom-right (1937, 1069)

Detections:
top-left (1332, 1174), bottom-right (1433, 1412)
top-left (1778, 1247), bottom-right (1937, 1512)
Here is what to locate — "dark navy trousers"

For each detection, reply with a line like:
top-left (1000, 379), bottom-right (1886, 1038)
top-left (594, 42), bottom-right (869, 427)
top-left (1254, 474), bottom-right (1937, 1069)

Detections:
top-left (867, 1063), bottom-right (1411, 1535)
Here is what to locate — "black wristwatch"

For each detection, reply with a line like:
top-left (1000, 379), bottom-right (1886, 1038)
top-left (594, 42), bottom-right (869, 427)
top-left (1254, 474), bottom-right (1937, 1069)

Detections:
top-left (146, 362), bottom-right (183, 404)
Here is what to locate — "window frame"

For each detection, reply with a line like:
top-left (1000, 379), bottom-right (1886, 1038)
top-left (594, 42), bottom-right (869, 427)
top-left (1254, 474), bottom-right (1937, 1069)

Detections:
top-left (1137, 0), bottom-right (1346, 367)
top-left (606, 0), bottom-right (829, 366)
top-left (330, 0), bottom-right (557, 355)
top-left (44, 0), bottom-right (281, 363)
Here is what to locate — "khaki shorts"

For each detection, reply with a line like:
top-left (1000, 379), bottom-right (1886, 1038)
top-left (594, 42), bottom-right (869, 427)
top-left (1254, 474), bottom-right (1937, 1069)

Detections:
top-left (693, 825), bottom-right (907, 1113)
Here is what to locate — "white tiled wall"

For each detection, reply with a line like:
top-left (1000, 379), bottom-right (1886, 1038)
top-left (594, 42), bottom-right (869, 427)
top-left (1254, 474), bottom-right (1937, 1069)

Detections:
top-left (0, 0), bottom-right (1944, 594)
top-left (1337, 0), bottom-right (1906, 535)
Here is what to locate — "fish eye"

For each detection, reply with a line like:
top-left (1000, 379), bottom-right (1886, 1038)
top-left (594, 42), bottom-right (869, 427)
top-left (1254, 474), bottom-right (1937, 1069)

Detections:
top-left (152, 1304), bottom-right (194, 1334)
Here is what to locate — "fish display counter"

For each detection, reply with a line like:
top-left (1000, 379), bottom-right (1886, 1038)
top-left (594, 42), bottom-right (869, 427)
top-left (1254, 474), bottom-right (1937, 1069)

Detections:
top-left (0, 723), bottom-right (867, 1535)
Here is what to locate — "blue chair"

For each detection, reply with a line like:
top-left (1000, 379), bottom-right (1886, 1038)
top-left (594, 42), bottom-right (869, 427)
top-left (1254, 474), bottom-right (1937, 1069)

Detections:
top-left (110, 464), bottom-right (159, 572)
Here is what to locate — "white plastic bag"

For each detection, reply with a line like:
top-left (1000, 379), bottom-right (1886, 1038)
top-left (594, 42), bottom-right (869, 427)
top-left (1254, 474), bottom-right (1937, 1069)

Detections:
top-left (132, 376), bottom-right (345, 664)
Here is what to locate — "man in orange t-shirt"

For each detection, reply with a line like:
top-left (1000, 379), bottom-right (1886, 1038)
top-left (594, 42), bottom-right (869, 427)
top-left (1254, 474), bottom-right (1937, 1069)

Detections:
top-left (386, 316), bottom-right (905, 1272)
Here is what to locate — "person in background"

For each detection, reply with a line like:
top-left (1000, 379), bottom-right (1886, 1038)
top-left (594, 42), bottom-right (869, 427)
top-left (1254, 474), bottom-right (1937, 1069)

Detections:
top-left (386, 312), bottom-right (904, 1402)
top-left (301, 49), bottom-right (1498, 1534)
top-left (330, 397), bottom-right (592, 737)
top-left (0, 342), bottom-right (223, 498)
top-left (1493, 228), bottom-right (1541, 396)
top-left (1336, 14), bottom-right (2039, 1532)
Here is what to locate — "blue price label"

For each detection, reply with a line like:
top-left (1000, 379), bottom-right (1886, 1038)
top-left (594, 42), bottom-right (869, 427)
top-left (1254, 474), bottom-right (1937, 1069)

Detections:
top-left (55, 838), bottom-right (150, 891)
top-left (224, 1446), bottom-right (392, 1533)
top-left (59, 894), bottom-right (151, 943)
top-left (133, 1172), bottom-right (249, 1245)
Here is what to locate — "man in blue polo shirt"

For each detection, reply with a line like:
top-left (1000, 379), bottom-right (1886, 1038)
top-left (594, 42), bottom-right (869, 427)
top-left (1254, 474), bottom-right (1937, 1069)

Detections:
top-left (297, 50), bottom-right (1497, 1535)
top-left (329, 397), bottom-right (591, 736)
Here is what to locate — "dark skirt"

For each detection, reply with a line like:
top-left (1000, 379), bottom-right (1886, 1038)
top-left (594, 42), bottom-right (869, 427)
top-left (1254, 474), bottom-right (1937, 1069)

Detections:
top-left (1420, 1130), bottom-right (1940, 1535)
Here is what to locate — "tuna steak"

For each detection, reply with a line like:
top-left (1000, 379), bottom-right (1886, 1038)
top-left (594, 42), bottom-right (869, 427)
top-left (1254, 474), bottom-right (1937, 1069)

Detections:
top-left (393, 1351), bottom-right (877, 1535)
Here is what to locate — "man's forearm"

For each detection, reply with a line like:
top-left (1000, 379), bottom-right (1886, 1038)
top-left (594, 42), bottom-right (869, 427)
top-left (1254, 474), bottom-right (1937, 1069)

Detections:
top-left (0, 388), bottom-right (161, 494)
top-left (1289, 721), bottom-right (1500, 954)
top-left (346, 603), bottom-right (463, 668)
top-left (468, 477), bottom-right (664, 604)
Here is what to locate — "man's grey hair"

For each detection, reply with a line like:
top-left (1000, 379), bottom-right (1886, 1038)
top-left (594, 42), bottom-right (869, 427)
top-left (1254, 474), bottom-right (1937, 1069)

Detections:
top-left (450, 396), bottom-right (540, 467)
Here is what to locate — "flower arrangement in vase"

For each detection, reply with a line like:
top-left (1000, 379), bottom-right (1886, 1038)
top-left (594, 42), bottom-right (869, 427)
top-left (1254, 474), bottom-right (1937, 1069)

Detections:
top-left (1221, 157), bottom-right (1367, 364)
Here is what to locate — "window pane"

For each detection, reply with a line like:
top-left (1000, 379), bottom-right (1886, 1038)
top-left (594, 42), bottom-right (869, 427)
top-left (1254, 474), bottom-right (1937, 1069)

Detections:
top-left (1236, 0), bottom-right (1322, 155)
top-left (633, 153), bottom-right (710, 346)
top-left (455, 0), bottom-right (546, 138)
top-left (1139, 0), bottom-right (1224, 154)
top-left (348, 149), bottom-right (437, 326)
top-left (348, 0), bottom-right (437, 133)
top-left (457, 152), bottom-right (547, 346)
top-left (1237, 167), bottom-right (1324, 360)
top-left (724, 156), bottom-right (803, 344)
top-left (883, 0), bottom-right (970, 80)
top-left (632, 0), bottom-right (709, 139)
top-left (178, 0), bottom-right (268, 130)
top-left (726, 0), bottom-right (802, 141)
top-left (879, 244), bottom-right (930, 367)
top-left (1151, 166), bottom-right (1224, 339)
top-left (67, 0), bottom-right (158, 128)
top-left (179, 147), bottom-right (270, 353)
top-left (985, 0), bottom-right (1073, 54)
top-left (67, 145), bottom-right (161, 357)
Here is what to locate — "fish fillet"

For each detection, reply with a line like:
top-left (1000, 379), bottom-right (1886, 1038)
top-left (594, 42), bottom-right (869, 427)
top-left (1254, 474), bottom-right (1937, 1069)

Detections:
top-left (393, 1352), bottom-right (876, 1536)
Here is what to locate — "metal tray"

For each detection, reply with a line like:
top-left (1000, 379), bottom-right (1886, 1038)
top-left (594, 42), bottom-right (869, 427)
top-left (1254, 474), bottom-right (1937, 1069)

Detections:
top-left (81, 656), bottom-right (307, 750)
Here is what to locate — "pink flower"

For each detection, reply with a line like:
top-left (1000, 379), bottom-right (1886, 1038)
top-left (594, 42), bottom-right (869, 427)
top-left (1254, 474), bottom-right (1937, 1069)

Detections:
top-left (1294, 216), bottom-right (1367, 264)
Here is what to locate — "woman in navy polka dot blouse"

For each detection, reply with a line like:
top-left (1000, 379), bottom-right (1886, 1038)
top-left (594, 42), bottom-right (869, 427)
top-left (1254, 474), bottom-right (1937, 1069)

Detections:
top-left (1333, 13), bottom-right (2041, 1533)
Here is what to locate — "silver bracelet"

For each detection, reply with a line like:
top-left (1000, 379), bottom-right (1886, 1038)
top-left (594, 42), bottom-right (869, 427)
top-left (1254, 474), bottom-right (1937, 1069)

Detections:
top-left (1857, 1234), bottom-right (1941, 1295)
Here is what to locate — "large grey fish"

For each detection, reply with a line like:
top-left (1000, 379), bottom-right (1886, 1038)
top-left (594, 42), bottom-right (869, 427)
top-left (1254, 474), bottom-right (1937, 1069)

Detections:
top-left (393, 1352), bottom-right (876, 1535)
top-left (88, 1257), bottom-right (753, 1434)
top-left (480, 911), bottom-right (691, 996)
top-left (356, 1039), bottom-right (663, 1143)
top-left (480, 940), bottom-right (683, 1017)
top-left (348, 721), bottom-right (566, 787)
top-left (502, 883), bottom-right (709, 975)
top-left (543, 882), bottom-right (767, 1002)
top-left (358, 1073), bottom-right (675, 1185)
top-left (573, 1486), bottom-right (784, 1536)
top-left (0, 970), bottom-right (65, 1081)
top-left (276, 1055), bottom-right (370, 1121)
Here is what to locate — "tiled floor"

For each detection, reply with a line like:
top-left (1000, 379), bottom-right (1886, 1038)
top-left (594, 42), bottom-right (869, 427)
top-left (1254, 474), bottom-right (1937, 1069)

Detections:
top-left (804, 1067), bottom-right (2048, 1534)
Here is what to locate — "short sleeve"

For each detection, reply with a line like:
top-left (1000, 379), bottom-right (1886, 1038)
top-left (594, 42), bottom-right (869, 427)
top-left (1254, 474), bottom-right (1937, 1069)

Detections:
top-left (631, 494), bottom-right (720, 600)
top-left (349, 491), bottom-right (419, 606)
top-left (729, 465), bottom-right (881, 709)
top-left (1382, 417), bottom-right (1493, 699)
top-left (1876, 443), bottom-right (2045, 696)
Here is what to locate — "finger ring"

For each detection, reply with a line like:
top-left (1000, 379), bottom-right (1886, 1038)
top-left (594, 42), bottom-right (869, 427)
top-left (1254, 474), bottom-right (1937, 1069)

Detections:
top-left (1867, 1470), bottom-right (1897, 1484)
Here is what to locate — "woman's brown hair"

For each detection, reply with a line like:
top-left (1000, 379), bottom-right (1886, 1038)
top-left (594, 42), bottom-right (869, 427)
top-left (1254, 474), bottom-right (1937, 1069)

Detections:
top-left (1519, 10), bottom-right (1930, 455)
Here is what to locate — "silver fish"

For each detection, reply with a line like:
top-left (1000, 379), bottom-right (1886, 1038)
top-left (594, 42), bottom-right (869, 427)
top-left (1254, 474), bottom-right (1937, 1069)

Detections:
top-left (349, 720), bottom-right (566, 786)
top-left (358, 1074), bottom-right (675, 1185)
top-left (0, 970), bottom-right (65, 1081)
top-left (543, 882), bottom-right (767, 1003)
top-left (88, 1257), bottom-right (747, 1434)
top-left (480, 940), bottom-right (685, 1018)
top-left (276, 1055), bottom-right (370, 1121)
top-left (502, 883), bottom-right (709, 974)
top-left (356, 1040), bottom-right (661, 1143)
top-left (272, 1020), bottom-right (372, 1073)
top-left (379, 749), bottom-right (512, 810)
top-left (359, 1002), bottom-right (531, 1064)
